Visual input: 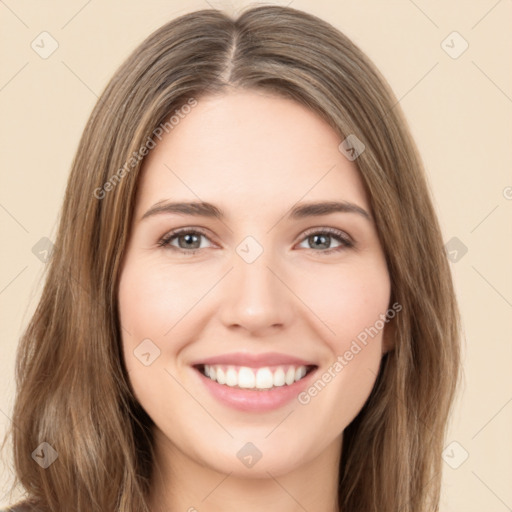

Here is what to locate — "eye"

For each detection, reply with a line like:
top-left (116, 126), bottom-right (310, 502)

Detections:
top-left (158, 228), bottom-right (213, 254)
top-left (157, 227), bottom-right (354, 256)
top-left (296, 227), bottom-right (354, 254)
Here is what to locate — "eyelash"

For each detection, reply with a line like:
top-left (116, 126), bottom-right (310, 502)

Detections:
top-left (157, 227), bottom-right (354, 256)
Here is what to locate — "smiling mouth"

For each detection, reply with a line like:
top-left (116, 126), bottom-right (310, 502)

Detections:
top-left (194, 363), bottom-right (317, 391)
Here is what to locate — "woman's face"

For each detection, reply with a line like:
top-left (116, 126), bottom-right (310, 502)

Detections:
top-left (118, 89), bottom-right (393, 478)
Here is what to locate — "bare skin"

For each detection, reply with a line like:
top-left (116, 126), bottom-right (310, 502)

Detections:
top-left (118, 89), bottom-right (393, 512)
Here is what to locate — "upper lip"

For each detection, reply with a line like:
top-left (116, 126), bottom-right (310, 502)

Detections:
top-left (191, 352), bottom-right (317, 368)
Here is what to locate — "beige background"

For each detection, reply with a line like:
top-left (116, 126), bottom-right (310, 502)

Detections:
top-left (1, 0), bottom-right (511, 510)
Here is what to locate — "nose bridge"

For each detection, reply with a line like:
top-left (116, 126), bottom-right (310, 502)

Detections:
top-left (219, 234), bottom-right (293, 331)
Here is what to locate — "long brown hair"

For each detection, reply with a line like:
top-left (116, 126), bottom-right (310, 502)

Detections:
top-left (3, 5), bottom-right (461, 511)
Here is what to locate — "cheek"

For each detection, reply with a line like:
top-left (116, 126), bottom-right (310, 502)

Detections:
top-left (117, 259), bottom-right (188, 415)
top-left (293, 259), bottom-right (390, 420)
top-left (118, 259), bottom-right (202, 338)
top-left (294, 257), bottom-right (391, 348)
top-left (292, 258), bottom-right (390, 406)
top-left (117, 259), bottom-right (184, 382)
top-left (117, 257), bottom-right (222, 402)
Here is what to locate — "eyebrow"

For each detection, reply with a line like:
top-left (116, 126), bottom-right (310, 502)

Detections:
top-left (140, 200), bottom-right (372, 222)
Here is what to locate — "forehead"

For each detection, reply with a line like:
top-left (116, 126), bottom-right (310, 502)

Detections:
top-left (135, 89), bottom-right (369, 216)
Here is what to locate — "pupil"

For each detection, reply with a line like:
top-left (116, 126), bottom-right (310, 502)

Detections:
top-left (311, 234), bottom-right (329, 249)
top-left (181, 234), bottom-right (199, 249)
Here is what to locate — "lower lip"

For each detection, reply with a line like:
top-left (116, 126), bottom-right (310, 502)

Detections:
top-left (193, 367), bottom-right (317, 412)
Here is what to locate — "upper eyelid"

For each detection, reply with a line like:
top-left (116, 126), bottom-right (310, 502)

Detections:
top-left (162, 226), bottom-right (215, 242)
top-left (300, 226), bottom-right (353, 242)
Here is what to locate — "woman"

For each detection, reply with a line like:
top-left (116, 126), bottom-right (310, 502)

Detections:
top-left (2, 5), bottom-right (461, 511)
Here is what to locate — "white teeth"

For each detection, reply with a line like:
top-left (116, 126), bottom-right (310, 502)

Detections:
top-left (225, 367), bottom-right (238, 387)
top-left (285, 366), bottom-right (296, 385)
top-left (238, 367), bottom-right (255, 388)
top-left (295, 366), bottom-right (306, 381)
top-left (273, 367), bottom-right (285, 387)
top-left (201, 364), bottom-right (312, 390)
top-left (216, 367), bottom-right (226, 385)
top-left (256, 368), bottom-right (273, 389)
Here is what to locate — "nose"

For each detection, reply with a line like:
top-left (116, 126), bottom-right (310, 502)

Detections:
top-left (218, 245), bottom-right (294, 335)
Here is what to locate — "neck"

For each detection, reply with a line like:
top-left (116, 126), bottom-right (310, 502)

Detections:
top-left (148, 430), bottom-right (342, 512)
